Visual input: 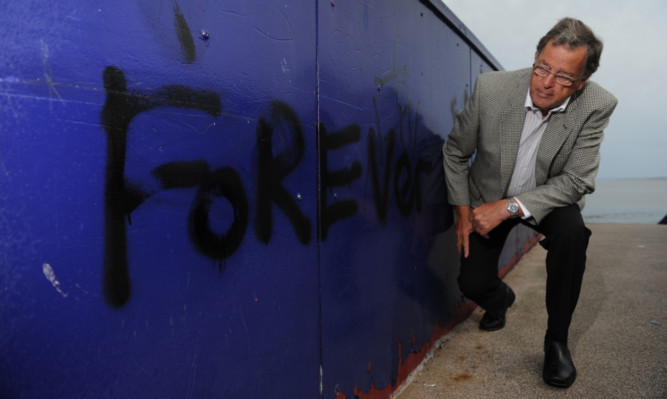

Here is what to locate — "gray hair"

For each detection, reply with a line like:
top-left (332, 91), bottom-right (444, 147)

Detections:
top-left (536, 18), bottom-right (603, 77)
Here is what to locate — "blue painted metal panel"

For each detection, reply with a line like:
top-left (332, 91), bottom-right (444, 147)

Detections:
top-left (317, 2), bottom-right (501, 397)
top-left (1, 1), bottom-right (320, 398)
top-left (1, 1), bottom-right (534, 398)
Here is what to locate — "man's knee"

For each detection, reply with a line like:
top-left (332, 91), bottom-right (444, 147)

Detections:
top-left (457, 271), bottom-right (492, 300)
top-left (457, 273), bottom-right (475, 298)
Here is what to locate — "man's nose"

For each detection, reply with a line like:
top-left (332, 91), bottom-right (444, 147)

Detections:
top-left (542, 73), bottom-right (555, 88)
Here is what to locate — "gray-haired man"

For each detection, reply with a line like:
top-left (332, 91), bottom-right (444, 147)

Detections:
top-left (443, 18), bottom-right (617, 388)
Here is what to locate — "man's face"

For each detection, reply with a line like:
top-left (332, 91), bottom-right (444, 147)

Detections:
top-left (530, 39), bottom-right (589, 114)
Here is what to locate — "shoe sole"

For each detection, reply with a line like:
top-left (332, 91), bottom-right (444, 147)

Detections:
top-left (543, 376), bottom-right (576, 388)
top-left (479, 322), bottom-right (505, 332)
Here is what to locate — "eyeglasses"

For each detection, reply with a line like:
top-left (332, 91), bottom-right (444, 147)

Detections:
top-left (532, 64), bottom-right (581, 87)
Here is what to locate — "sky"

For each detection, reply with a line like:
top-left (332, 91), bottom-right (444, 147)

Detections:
top-left (442, 0), bottom-right (667, 179)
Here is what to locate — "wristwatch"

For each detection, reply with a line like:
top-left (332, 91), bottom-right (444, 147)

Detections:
top-left (507, 198), bottom-right (520, 218)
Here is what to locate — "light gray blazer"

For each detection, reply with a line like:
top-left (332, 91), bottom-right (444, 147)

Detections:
top-left (442, 68), bottom-right (618, 224)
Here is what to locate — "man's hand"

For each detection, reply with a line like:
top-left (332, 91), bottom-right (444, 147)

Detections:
top-left (456, 200), bottom-right (522, 257)
top-left (471, 200), bottom-right (513, 237)
top-left (454, 206), bottom-right (474, 258)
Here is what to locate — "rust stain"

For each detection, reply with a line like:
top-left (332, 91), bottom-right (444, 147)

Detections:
top-left (351, 300), bottom-right (478, 399)
top-left (499, 234), bottom-right (541, 278)
top-left (452, 372), bottom-right (473, 383)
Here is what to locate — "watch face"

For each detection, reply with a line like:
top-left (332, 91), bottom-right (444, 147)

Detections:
top-left (508, 200), bottom-right (519, 214)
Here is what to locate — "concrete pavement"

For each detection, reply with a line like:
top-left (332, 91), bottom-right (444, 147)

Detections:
top-left (396, 224), bottom-right (667, 399)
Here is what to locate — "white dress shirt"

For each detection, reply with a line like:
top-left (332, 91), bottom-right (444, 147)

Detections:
top-left (507, 92), bottom-right (570, 219)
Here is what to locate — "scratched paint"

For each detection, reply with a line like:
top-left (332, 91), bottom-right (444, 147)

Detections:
top-left (42, 263), bottom-right (68, 298)
top-left (0, 1), bottom-right (533, 399)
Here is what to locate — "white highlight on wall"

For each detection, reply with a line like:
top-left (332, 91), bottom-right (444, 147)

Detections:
top-left (42, 263), bottom-right (68, 298)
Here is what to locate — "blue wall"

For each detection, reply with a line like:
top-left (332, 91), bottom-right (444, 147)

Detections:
top-left (0, 1), bottom-right (535, 398)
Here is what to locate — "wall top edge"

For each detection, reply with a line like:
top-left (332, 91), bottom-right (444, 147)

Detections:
top-left (421, 0), bottom-right (504, 71)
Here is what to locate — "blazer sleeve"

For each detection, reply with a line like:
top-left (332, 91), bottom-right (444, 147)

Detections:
top-left (516, 88), bottom-right (618, 224)
top-left (442, 76), bottom-right (482, 206)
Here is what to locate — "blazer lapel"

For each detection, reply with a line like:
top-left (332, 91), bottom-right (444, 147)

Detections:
top-left (535, 101), bottom-right (576, 184)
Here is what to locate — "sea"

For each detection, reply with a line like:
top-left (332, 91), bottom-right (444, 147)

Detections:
top-left (582, 178), bottom-right (667, 224)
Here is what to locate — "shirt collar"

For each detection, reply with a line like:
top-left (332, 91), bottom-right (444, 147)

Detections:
top-left (524, 91), bottom-right (570, 115)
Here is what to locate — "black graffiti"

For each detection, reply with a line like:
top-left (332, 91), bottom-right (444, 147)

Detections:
top-left (101, 66), bottom-right (442, 307)
top-left (152, 160), bottom-right (210, 189)
top-left (364, 96), bottom-right (435, 225)
top-left (173, 2), bottom-right (196, 63)
top-left (366, 127), bottom-right (395, 225)
top-left (395, 152), bottom-right (430, 217)
top-left (151, 160), bottom-right (249, 262)
top-left (255, 101), bottom-right (311, 245)
top-left (189, 167), bottom-right (249, 261)
top-left (101, 67), bottom-right (319, 306)
top-left (366, 130), bottom-right (434, 224)
top-left (318, 123), bottom-right (362, 241)
top-left (101, 66), bottom-right (222, 307)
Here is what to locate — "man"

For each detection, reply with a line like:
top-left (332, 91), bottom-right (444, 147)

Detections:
top-left (442, 18), bottom-right (617, 388)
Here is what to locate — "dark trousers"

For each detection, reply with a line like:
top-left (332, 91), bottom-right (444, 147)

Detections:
top-left (458, 204), bottom-right (590, 343)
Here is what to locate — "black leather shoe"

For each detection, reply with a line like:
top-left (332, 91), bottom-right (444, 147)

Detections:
top-left (479, 285), bottom-right (515, 331)
top-left (543, 339), bottom-right (577, 388)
